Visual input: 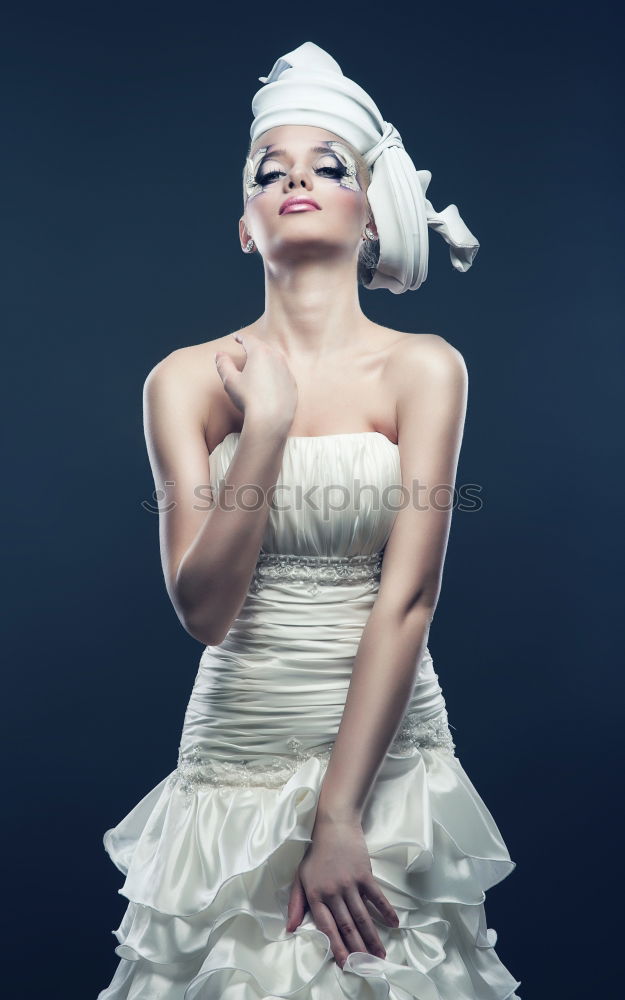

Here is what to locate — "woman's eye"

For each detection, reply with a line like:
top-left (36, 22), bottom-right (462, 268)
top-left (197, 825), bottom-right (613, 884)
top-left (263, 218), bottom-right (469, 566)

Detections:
top-left (316, 165), bottom-right (345, 178)
top-left (256, 169), bottom-right (284, 185)
top-left (255, 164), bottom-right (346, 186)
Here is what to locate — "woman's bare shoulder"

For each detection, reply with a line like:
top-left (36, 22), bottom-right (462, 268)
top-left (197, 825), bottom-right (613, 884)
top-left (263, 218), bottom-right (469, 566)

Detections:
top-left (143, 333), bottom-right (245, 446)
top-left (144, 333), bottom-right (247, 412)
top-left (378, 330), bottom-right (467, 423)
top-left (381, 327), bottom-right (459, 356)
top-left (145, 332), bottom-right (242, 379)
top-left (383, 329), bottom-right (465, 376)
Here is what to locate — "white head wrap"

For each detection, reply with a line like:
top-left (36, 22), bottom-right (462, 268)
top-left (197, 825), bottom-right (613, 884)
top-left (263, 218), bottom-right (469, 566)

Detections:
top-left (250, 41), bottom-right (479, 294)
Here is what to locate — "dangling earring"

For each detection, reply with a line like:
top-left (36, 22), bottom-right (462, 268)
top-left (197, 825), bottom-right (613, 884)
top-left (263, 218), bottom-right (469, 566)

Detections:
top-left (243, 238), bottom-right (256, 253)
top-left (364, 225), bottom-right (377, 241)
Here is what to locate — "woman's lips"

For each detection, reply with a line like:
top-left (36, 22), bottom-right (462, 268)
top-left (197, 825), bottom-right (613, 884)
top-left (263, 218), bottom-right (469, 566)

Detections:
top-left (280, 201), bottom-right (320, 214)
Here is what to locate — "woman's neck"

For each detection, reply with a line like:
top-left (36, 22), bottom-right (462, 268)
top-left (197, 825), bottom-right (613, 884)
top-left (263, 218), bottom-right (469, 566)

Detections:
top-left (255, 258), bottom-right (369, 360)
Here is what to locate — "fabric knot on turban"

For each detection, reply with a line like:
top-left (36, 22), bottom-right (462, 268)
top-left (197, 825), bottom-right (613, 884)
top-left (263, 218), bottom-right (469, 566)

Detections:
top-left (250, 41), bottom-right (479, 294)
top-left (362, 121), bottom-right (404, 169)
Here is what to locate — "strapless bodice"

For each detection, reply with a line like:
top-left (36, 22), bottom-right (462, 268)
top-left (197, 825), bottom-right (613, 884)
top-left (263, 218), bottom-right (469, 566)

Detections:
top-left (209, 430), bottom-right (402, 557)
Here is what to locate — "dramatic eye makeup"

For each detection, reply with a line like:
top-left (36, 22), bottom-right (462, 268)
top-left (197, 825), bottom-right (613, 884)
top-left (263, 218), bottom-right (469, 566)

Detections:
top-left (244, 145), bottom-right (269, 202)
top-left (244, 141), bottom-right (362, 201)
top-left (324, 141), bottom-right (361, 192)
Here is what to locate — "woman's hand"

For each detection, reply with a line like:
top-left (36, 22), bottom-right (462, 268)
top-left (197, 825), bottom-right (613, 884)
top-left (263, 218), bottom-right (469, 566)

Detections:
top-left (214, 331), bottom-right (298, 434)
top-left (286, 816), bottom-right (400, 969)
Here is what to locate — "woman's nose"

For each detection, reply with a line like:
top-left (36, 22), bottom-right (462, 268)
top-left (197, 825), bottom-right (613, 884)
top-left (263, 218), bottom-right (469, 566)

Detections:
top-left (287, 172), bottom-right (312, 189)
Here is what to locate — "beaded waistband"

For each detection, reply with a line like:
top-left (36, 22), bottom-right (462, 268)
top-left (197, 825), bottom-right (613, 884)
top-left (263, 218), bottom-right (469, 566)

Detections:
top-left (249, 549), bottom-right (384, 595)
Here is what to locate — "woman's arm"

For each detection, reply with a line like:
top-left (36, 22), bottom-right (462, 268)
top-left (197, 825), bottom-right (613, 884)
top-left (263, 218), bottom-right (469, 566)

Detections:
top-left (316, 334), bottom-right (468, 823)
top-left (143, 335), bottom-right (296, 645)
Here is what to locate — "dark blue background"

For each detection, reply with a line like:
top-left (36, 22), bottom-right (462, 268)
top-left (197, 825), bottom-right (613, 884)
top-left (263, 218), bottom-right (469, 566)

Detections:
top-left (3, 1), bottom-right (621, 996)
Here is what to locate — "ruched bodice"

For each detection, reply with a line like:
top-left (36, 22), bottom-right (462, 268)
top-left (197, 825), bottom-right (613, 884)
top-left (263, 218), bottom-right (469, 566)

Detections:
top-left (179, 431), bottom-right (452, 771)
top-left (209, 430), bottom-right (402, 557)
top-left (98, 432), bottom-right (523, 1000)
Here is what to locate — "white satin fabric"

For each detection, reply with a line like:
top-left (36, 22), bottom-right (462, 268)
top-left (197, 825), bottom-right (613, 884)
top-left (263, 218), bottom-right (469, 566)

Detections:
top-left (250, 41), bottom-right (480, 294)
top-left (98, 432), bottom-right (522, 999)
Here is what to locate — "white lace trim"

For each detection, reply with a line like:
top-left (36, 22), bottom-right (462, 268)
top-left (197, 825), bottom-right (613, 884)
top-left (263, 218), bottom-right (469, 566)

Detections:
top-left (174, 710), bottom-right (456, 800)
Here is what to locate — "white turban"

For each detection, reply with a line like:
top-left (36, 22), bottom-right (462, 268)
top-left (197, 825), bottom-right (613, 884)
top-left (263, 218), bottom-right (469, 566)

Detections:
top-left (250, 41), bottom-right (479, 294)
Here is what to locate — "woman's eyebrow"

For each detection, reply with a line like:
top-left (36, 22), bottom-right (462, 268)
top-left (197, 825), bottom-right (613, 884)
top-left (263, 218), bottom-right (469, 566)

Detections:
top-left (256, 144), bottom-right (336, 163)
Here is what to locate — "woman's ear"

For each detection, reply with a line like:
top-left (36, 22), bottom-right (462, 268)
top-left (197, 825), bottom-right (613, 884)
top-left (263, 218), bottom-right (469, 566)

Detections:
top-left (364, 196), bottom-right (378, 239)
top-left (239, 216), bottom-right (252, 249)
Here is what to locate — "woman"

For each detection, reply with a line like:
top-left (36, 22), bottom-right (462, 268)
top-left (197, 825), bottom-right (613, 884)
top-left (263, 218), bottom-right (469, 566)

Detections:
top-left (98, 42), bottom-right (522, 999)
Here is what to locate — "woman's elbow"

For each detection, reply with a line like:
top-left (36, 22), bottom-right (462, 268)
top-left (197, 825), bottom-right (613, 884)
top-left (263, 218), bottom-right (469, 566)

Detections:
top-left (169, 593), bottom-right (222, 646)
top-left (181, 608), bottom-right (225, 646)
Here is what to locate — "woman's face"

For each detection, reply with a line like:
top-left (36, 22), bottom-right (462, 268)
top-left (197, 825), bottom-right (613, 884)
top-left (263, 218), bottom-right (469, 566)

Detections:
top-left (240, 124), bottom-right (372, 265)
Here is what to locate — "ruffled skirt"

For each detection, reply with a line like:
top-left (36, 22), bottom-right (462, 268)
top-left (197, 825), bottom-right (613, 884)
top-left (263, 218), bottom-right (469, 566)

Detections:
top-left (97, 740), bottom-right (522, 998)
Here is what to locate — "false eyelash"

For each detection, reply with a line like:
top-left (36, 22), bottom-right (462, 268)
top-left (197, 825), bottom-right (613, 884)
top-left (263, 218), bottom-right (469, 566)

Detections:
top-left (254, 165), bottom-right (346, 186)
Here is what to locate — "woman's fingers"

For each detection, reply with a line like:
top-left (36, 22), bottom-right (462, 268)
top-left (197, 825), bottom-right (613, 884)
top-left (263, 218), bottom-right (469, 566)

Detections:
top-left (309, 899), bottom-right (352, 969)
top-left (329, 894), bottom-right (370, 959)
top-left (309, 893), bottom-right (387, 969)
top-left (286, 870), bottom-right (307, 933)
top-left (343, 888), bottom-right (387, 958)
top-left (225, 330), bottom-right (298, 430)
top-left (362, 880), bottom-right (400, 928)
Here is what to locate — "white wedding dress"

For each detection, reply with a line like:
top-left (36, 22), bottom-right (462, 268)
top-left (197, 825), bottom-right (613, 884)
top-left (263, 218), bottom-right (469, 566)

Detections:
top-left (97, 431), bottom-right (522, 1000)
